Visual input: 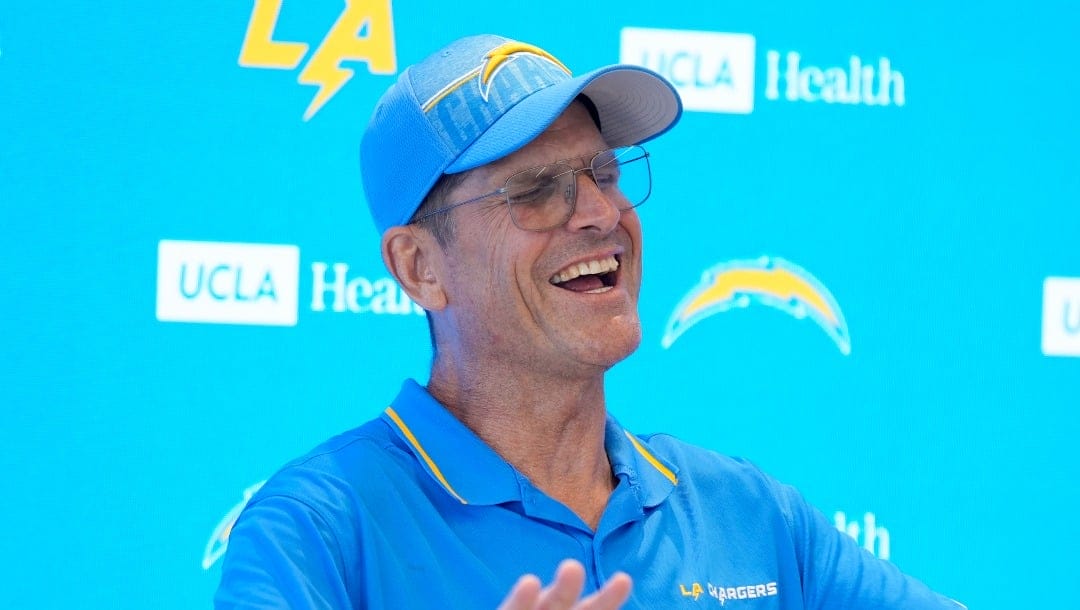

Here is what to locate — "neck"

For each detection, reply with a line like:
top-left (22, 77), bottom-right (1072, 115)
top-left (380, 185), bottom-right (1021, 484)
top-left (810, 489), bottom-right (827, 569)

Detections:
top-left (427, 358), bottom-right (615, 530)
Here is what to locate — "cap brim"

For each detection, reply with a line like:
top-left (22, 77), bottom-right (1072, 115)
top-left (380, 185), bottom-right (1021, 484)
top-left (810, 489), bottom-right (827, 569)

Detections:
top-left (445, 65), bottom-right (682, 173)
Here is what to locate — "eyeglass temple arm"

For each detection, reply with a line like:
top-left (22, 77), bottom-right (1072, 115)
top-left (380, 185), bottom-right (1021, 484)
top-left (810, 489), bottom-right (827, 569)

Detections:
top-left (410, 187), bottom-right (509, 224)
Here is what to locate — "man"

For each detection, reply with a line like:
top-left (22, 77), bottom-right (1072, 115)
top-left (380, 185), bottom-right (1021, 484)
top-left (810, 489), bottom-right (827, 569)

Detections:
top-left (216, 34), bottom-right (963, 609)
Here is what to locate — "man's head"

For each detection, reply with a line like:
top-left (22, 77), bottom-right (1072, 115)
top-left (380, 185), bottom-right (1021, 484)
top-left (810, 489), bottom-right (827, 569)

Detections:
top-left (360, 34), bottom-right (681, 376)
top-left (361, 34), bottom-right (680, 235)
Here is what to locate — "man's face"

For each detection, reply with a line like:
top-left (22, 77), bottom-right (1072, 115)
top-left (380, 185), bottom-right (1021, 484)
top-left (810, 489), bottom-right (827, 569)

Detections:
top-left (433, 102), bottom-right (644, 378)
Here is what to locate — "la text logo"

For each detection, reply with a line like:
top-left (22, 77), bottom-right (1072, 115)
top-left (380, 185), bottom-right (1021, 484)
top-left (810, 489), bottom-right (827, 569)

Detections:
top-left (239, 0), bottom-right (397, 120)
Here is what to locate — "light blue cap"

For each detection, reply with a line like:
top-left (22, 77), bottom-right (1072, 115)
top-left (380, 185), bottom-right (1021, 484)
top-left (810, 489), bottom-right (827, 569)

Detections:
top-left (360, 34), bottom-right (683, 234)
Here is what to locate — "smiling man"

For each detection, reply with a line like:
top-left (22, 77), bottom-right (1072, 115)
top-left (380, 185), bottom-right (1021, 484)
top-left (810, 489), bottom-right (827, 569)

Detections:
top-left (215, 35), bottom-right (963, 609)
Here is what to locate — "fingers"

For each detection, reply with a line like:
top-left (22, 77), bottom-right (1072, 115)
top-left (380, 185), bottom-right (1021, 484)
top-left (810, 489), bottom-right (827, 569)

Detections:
top-left (497, 574), bottom-right (542, 610)
top-left (577, 572), bottom-right (632, 610)
top-left (536, 560), bottom-right (586, 609)
top-left (496, 560), bottom-right (634, 610)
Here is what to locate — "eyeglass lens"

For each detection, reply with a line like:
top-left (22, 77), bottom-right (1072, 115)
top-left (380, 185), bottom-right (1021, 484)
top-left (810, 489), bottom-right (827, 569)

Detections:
top-left (504, 146), bottom-right (652, 231)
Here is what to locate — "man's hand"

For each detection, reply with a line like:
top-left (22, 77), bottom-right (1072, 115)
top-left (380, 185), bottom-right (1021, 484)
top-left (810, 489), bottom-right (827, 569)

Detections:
top-left (497, 560), bottom-right (632, 610)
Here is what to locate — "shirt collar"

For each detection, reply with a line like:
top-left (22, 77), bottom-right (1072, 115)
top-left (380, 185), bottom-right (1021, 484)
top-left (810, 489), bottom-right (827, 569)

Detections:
top-left (604, 417), bottom-right (680, 508)
top-left (381, 379), bottom-right (520, 505)
top-left (381, 379), bottom-right (679, 508)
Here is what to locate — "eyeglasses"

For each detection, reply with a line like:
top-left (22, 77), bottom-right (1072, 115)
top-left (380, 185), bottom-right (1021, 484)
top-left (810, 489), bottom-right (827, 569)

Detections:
top-left (411, 145), bottom-right (652, 232)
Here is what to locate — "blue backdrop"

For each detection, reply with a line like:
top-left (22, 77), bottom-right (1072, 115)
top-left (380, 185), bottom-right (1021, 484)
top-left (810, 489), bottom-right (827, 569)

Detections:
top-left (2, 1), bottom-right (1078, 608)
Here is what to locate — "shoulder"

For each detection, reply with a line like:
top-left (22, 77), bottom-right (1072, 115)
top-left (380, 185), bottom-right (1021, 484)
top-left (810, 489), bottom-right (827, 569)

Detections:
top-left (637, 432), bottom-right (773, 485)
top-left (245, 417), bottom-right (409, 523)
top-left (635, 432), bottom-right (798, 513)
top-left (217, 420), bottom-right (401, 608)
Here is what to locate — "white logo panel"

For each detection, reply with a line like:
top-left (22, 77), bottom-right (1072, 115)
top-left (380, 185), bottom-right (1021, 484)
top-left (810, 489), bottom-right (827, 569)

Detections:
top-left (1042, 277), bottom-right (1080, 357)
top-left (156, 240), bottom-right (300, 326)
top-left (620, 27), bottom-right (756, 114)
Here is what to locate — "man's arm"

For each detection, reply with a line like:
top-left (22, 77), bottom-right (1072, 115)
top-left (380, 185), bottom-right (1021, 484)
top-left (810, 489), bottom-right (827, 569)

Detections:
top-left (775, 482), bottom-right (965, 609)
top-left (214, 495), bottom-right (353, 610)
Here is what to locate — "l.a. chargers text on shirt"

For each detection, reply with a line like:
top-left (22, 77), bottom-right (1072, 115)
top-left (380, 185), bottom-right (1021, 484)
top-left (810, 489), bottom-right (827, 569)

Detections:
top-left (680, 581), bottom-right (779, 605)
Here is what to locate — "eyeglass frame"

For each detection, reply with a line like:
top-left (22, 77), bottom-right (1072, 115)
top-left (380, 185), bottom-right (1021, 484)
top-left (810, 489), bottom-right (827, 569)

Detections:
top-left (409, 145), bottom-right (652, 232)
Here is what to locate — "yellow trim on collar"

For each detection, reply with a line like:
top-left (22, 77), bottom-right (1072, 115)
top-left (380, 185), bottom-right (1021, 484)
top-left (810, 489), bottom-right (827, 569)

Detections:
top-left (624, 431), bottom-right (679, 485)
top-left (385, 407), bottom-right (468, 504)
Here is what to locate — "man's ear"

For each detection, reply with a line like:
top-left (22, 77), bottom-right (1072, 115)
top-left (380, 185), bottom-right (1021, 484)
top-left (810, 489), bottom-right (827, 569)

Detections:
top-left (381, 226), bottom-right (448, 312)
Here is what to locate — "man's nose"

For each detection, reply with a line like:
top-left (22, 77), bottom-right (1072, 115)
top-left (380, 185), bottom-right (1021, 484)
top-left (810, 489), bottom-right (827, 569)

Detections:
top-left (564, 171), bottom-right (621, 234)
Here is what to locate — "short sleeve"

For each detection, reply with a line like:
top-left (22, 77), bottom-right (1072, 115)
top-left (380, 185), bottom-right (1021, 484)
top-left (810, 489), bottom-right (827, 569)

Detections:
top-left (770, 479), bottom-right (965, 610)
top-left (214, 494), bottom-right (353, 610)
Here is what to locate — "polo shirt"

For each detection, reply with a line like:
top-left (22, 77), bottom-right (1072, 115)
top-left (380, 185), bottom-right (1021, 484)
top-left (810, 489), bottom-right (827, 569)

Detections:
top-left (215, 380), bottom-right (963, 609)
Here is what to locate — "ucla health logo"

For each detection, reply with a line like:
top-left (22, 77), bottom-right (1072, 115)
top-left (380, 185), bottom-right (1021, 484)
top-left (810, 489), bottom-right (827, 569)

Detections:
top-left (662, 256), bottom-right (851, 355)
top-left (1042, 276), bottom-right (1080, 357)
top-left (620, 27), bottom-right (756, 114)
top-left (157, 240), bottom-right (301, 326)
top-left (620, 26), bottom-right (904, 113)
top-left (238, 0), bottom-right (397, 120)
top-left (156, 240), bottom-right (424, 326)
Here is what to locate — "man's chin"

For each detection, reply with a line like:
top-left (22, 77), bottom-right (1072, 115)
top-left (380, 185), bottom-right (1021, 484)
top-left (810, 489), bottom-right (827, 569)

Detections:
top-left (586, 321), bottom-right (643, 370)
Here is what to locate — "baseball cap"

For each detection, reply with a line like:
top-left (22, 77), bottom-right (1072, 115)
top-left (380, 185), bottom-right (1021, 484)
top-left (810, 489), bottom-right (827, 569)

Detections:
top-left (360, 34), bottom-right (683, 234)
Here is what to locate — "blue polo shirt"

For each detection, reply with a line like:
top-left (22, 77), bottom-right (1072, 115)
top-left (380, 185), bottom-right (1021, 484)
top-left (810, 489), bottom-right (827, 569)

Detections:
top-left (215, 380), bottom-right (962, 609)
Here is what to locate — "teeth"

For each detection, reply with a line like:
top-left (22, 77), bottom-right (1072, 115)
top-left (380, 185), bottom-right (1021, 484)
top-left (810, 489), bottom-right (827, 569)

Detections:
top-left (550, 255), bottom-right (619, 284)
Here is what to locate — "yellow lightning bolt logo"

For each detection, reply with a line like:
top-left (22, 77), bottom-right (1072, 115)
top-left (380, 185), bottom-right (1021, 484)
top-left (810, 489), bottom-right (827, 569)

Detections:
top-left (238, 0), bottom-right (397, 121)
top-left (662, 256), bottom-right (851, 354)
top-left (477, 42), bottom-right (570, 101)
top-left (297, 0), bottom-right (396, 120)
top-left (420, 41), bottom-right (571, 112)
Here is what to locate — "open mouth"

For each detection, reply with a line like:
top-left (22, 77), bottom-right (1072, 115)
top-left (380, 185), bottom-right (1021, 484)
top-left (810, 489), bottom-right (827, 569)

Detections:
top-left (549, 254), bottom-right (620, 294)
